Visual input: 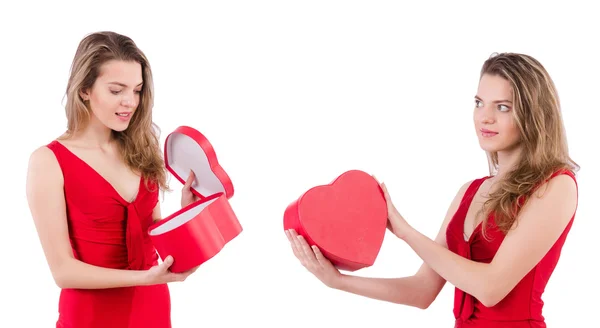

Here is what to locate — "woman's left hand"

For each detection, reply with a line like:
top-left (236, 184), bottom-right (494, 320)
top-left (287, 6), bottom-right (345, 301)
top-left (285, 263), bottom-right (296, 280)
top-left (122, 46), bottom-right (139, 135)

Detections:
top-left (374, 176), bottom-right (412, 240)
top-left (285, 229), bottom-right (342, 289)
top-left (181, 170), bottom-right (200, 208)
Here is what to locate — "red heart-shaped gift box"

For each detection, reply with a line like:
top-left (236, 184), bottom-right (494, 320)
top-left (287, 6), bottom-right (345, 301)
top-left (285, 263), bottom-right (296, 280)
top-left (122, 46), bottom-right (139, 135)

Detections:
top-left (283, 170), bottom-right (388, 271)
top-left (148, 126), bottom-right (242, 273)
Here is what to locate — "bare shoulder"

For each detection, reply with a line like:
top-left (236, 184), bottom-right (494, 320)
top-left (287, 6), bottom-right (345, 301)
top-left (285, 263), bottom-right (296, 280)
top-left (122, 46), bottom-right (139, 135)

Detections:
top-left (437, 179), bottom-right (477, 232)
top-left (26, 145), bottom-right (64, 192)
top-left (448, 179), bottom-right (476, 210)
top-left (29, 145), bottom-right (56, 163)
top-left (504, 172), bottom-right (579, 241)
top-left (534, 172), bottom-right (577, 198)
top-left (527, 172), bottom-right (578, 214)
top-left (457, 179), bottom-right (475, 196)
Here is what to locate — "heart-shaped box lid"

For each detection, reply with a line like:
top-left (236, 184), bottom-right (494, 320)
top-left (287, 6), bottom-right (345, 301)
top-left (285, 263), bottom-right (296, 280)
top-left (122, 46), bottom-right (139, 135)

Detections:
top-left (164, 126), bottom-right (234, 199)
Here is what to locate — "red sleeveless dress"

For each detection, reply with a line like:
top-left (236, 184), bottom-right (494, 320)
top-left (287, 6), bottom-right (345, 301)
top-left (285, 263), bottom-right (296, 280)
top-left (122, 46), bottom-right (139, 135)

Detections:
top-left (47, 140), bottom-right (172, 328)
top-left (446, 169), bottom-right (577, 327)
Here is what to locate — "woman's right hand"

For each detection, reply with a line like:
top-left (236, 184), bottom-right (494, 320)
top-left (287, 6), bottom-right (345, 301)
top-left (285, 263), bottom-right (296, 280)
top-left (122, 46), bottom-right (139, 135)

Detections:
top-left (143, 255), bottom-right (198, 285)
top-left (285, 229), bottom-right (342, 289)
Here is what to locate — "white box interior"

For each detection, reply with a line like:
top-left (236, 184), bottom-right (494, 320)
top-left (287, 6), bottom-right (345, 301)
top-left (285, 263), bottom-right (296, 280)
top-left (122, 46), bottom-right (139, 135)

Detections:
top-left (149, 198), bottom-right (218, 235)
top-left (165, 132), bottom-right (226, 197)
top-left (149, 130), bottom-right (228, 235)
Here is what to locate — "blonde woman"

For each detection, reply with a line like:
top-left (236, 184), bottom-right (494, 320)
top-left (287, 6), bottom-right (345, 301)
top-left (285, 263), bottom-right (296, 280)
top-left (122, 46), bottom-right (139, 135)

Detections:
top-left (286, 53), bottom-right (579, 328)
top-left (26, 31), bottom-right (199, 328)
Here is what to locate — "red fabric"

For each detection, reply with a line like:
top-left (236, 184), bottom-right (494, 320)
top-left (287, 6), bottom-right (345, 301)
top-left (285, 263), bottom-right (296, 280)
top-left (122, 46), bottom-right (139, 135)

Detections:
top-left (47, 140), bottom-right (171, 328)
top-left (446, 169), bottom-right (577, 328)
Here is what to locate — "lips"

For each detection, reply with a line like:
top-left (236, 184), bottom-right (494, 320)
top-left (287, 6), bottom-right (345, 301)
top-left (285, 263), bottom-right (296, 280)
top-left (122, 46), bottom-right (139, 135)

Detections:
top-left (116, 112), bottom-right (132, 117)
top-left (480, 128), bottom-right (498, 137)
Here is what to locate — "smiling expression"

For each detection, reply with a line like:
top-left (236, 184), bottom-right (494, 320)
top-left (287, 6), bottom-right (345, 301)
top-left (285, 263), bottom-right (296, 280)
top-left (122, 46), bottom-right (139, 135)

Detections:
top-left (80, 60), bottom-right (143, 132)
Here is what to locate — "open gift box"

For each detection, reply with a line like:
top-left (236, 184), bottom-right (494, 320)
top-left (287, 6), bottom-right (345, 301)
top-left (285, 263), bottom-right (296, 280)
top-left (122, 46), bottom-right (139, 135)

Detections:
top-left (283, 170), bottom-right (388, 272)
top-left (148, 126), bottom-right (242, 273)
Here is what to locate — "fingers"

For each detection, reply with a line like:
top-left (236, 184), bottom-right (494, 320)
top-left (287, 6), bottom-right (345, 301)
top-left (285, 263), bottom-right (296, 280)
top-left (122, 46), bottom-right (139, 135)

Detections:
top-left (372, 174), bottom-right (385, 191)
top-left (170, 266), bottom-right (199, 282)
top-left (285, 229), bottom-right (294, 242)
top-left (381, 182), bottom-right (392, 201)
top-left (146, 255), bottom-right (199, 285)
top-left (371, 174), bottom-right (392, 200)
top-left (386, 218), bottom-right (395, 233)
top-left (183, 170), bottom-right (196, 190)
top-left (168, 272), bottom-right (189, 282)
top-left (312, 245), bottom-right (328, 267)
top-left (185, 265), bottom-right (199, 277)
top-left (291, 231), bottom-right (309, 265)
top-left (180, 266), bottom-right (198, 277)
top-left (180, 269), bottom-right (195, 281)
top-left (285, 229), bottom-right (320, 269)
top-left (163, 259), bottom-right (197, 283)
top-left (294, 234), bottom-right (319, 269)
top-left (297, 235), bottom-right (315, 262)
top-left (372, 174), bottom-right (380, 184)
top-left (286, 230), bottom-right (303, 261)
top-left (160, 255), bottom-right (174, 271)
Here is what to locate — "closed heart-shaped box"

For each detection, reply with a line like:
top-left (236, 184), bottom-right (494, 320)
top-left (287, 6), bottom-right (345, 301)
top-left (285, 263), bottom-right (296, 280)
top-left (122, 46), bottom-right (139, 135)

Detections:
top-left (148, 126), bottom-right (242, 273)
top-left (283, 170), bottom-right (388, 272)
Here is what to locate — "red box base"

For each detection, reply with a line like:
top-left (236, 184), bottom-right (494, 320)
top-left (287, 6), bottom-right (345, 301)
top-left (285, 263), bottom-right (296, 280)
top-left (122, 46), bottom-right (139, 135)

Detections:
top-left (283, 170), bottom-right (388, 272)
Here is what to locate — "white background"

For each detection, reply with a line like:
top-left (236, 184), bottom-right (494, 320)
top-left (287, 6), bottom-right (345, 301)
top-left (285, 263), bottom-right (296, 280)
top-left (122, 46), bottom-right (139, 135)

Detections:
top-left (1, 1), bottom-right (598, 327)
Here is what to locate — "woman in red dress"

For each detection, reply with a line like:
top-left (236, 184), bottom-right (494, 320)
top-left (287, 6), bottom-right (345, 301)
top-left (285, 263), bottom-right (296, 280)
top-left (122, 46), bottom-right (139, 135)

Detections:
top-left (286, 52), bottom-right (579, 327)
top-left (26, 31), bottom-right (199, 328)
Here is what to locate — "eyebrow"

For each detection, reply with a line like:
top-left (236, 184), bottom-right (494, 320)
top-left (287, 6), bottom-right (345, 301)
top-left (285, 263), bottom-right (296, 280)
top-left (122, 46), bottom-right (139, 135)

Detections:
top-left (474, 95), bottom-right (512, 104)
top-left (108, 82), bottom-right (144, 88)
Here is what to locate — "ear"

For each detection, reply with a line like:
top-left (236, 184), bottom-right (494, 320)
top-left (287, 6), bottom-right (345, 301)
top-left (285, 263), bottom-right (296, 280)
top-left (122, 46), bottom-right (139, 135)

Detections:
top-left (79, 88), bottom-right (90, 101)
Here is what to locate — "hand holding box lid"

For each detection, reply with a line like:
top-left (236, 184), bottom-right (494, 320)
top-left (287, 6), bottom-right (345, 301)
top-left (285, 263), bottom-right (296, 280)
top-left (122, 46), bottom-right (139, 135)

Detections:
top-left (283, 170), bottom-right (388, 272)
top-left (148, 126), bottom-right (242, 273)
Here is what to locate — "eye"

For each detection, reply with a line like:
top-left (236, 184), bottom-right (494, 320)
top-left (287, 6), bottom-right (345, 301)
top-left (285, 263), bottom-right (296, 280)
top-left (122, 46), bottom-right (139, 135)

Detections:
top-left (111, 90), bottom-right (122, 95)
top-left (498, 104), bottom-right (510, 112)
top-left (475, 99), bottom-right (483, 108)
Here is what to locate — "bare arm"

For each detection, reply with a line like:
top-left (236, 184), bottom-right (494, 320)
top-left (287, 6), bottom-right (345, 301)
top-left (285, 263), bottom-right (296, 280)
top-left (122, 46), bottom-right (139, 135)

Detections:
top-left (334, 237), bottom-right (446, 308)
top-left (26, 146), bottom-right (184, 289)
top-left (333, 181), bottom-right (472, 309)
top-left (287, 181), bottom-right (472, 309)
top-left (398, 174), bottom-right (578, 307)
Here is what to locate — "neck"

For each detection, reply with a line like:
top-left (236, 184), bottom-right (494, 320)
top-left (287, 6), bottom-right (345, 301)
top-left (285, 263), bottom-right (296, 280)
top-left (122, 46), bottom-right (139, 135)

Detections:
top-left (70, 117), bottom-right (115, 149)
top-left (492, 145), bottom-right (522, 180)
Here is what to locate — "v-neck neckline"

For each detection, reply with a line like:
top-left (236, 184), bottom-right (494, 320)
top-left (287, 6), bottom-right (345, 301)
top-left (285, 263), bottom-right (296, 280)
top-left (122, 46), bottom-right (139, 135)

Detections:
top-left (459, 176), bottom-right (492, 242)
top-left (53, 140), bottom-right (143, 204)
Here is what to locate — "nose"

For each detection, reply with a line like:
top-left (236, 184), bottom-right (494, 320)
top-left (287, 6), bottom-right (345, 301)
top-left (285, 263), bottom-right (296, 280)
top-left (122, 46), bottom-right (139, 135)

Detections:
top-left (477, 104), bottom-right (495, 124)
top-left (121, 92), bottom-right (137, 109)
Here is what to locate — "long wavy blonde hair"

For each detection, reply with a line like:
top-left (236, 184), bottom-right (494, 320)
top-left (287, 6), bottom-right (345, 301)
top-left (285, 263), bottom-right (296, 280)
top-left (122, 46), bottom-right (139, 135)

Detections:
top-left (479, 53), bottom-right (579, 237)
top-left (61, 31), bottom-right (169, 192)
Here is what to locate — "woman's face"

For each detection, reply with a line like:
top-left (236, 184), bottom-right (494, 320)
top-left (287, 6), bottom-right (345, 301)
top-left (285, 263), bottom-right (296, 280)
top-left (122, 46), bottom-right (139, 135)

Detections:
top-left (473, 73), bottom-right (521, 153)
top-left (80, 60), bottom-right (143, 132)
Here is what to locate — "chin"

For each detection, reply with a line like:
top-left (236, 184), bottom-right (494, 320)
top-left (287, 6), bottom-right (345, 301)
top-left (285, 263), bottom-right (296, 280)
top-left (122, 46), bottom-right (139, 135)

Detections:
top-left (479, 144), bottom-right (501, 153)
top-left (108, 122), bottom-right (131, 132)
top-left (478, 139), bottom-right (504, 153)
top-left (478, 140), bottom-right (521, 154)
